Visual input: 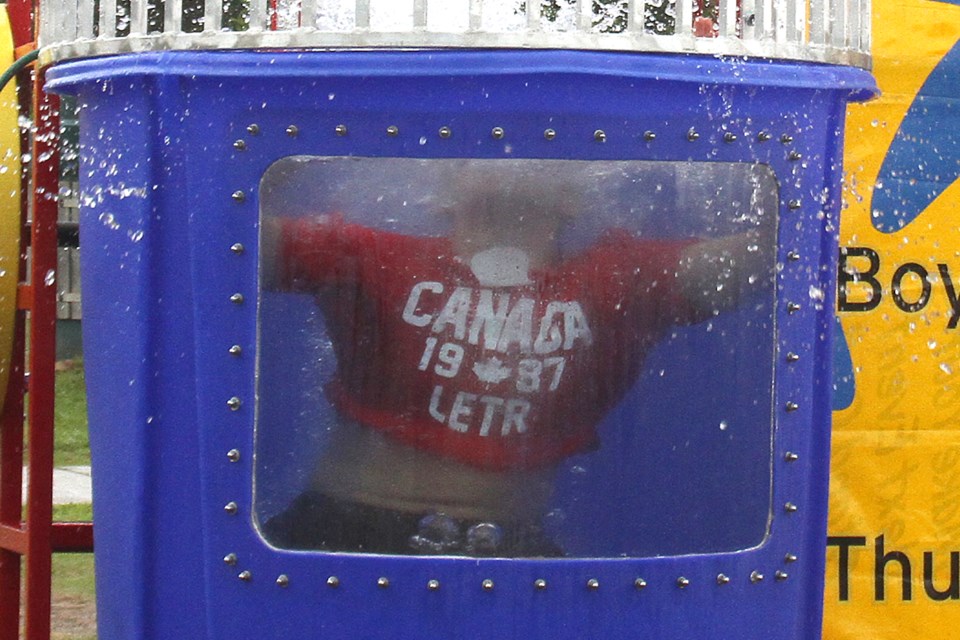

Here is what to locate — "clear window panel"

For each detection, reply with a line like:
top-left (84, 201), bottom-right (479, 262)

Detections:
top-left (255, 157), bottom-right (778, 558)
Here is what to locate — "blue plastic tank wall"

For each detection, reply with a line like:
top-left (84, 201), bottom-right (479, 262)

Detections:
top-left (47, 50), bottom-right (874, 640)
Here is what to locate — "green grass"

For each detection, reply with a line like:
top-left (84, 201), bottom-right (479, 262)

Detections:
top-left (53, 363), bottom-right (90, 467)
top-left (51, 503), bottom-right (95, 593)
top-left (53, 370), bottom-right (97, 639)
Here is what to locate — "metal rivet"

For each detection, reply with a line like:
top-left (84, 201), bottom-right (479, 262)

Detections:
top-left (427, 579), bottom-right (440, 591)
top-left (687, 128), bottom-right (700, 141)
top-left (386, 125), bottom-right (399, 137)
top-left (757, 131), bottom-right (772, 142)
top-left (788, 199), bottom-right (801, 210)
top-left (230, 243), bottom-right (245, 255)
top-left (438, 126), bottom-right (452, 139)
top-left (228, 345), bottom-right (242, 356)
top-left (377, 577), bottom-right (390, 588)
top-left (223, 553), bottom-right (237, 565)
top-left (229, 293), bottom-right (244, 304)
top-left (231, 190), bottom-right (246, 203)
top-left (286, 125), bottom-right (299, 137)
top-left (246, 124), bottom-right (260, 135)
top-left (227, 449), bottom-right (241, 462)
top-left (787, 250), bottom-right (801, 261)
top-left (750, 571), bottom-right (764, 583)
top-left (716, 574), bottom-right (730, 585)
top-left (227, 396), bottom-right (242, 411)
top-left (784, 502), bottom-right (798, 513)
top-left (784, 553), bottom-right (798, 563)
top-left (334, 124), bottom-right (347, 137)
top-left (224, 501), bottom-right (238, 515)
top-left (326, 576), bottom-right (340, 588)
top-left (785, 401), bottom-right (799, 412)
top-left (233, 140), bottom-right (246, 151)
top-left (543, 128), bottom-right (556, 141)
top-left (785, 352), bottom-right (800, 362)
top-left (491, 127), bottom-right (505, 140)
top-left (586, 578), bottom-right (600, 591)
top-left (643, 130), bottom-right (656, 141)
top-left (781, 134), bottom-right (794, 144)
top-left (238, 570), bottom-right (252, 581)
top-left (482, 579), bottom-right (494, 591)
top-left (775, 571), bottom-right (789, 581)
top-left (723, 132), bottom-right (737, 143)
top-left (276, 574), bottom-right (290, 587)
top-left (593, 130), bottom-right (606, 142)
top-left (534, 579), bottom-right (547, 591)
top-left (634, 578), bottom-right (647, 590)
top-left (676, 577), bottom-right (690, 588)
top-left (789, 150), bottom-right (803, 161)
top-left (787, 302), bottom-right (801, 313)
top-left (785, 451), bottom-right (799, 462)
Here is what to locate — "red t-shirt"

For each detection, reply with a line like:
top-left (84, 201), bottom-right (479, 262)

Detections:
top-left (277, 215), bottom-right (701, 471)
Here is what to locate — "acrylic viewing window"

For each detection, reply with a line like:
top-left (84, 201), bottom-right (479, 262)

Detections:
top-left (254, 157), bottom-right (778, 558)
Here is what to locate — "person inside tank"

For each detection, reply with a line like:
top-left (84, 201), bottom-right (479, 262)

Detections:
top-left (259, 161), bottom-right (773, 557)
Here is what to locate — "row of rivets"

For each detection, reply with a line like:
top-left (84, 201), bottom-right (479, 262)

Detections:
top-left (224, 161), bottom-right (248, 567)
top-left (780, 128), bottom-right (803, 560)
top-left (236, 122), bottom-right (800, 148)
top-left (303, 574), bottom-right (785, 591)
top-left (233, 571), bottom-right (291, 586)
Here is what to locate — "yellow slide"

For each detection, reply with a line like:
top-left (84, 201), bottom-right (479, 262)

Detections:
top-left (0, 5), bottom-right (22, 414)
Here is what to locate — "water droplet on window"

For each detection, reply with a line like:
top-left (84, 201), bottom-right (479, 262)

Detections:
top-left (719, 420), bottom-right (728, 431)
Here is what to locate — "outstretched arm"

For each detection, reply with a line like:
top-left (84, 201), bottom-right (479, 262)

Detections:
top-left (676, 225), bottom-right (774, 318)
top-left (260, 213), bottom-right (371, 293)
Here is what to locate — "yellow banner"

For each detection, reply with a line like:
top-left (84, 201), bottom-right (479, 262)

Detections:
top-left (826, 0), bottom-right (960, 636)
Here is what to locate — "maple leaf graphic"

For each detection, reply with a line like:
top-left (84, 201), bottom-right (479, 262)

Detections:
top-left (472, 357), bottom-right (512, 384)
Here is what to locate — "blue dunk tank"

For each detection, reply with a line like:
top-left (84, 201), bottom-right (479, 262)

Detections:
top-left (44, 1), bottom-right (874, 636)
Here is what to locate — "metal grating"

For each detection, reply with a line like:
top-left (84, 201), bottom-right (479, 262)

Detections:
top-left (39, 0), bottom-right (871, 67)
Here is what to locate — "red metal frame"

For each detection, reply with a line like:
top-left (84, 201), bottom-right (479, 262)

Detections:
top-left (0, 2), bottom-right (95, 637)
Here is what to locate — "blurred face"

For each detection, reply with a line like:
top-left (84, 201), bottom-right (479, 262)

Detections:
top-left (449, 181), bottom-right (576, 265)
